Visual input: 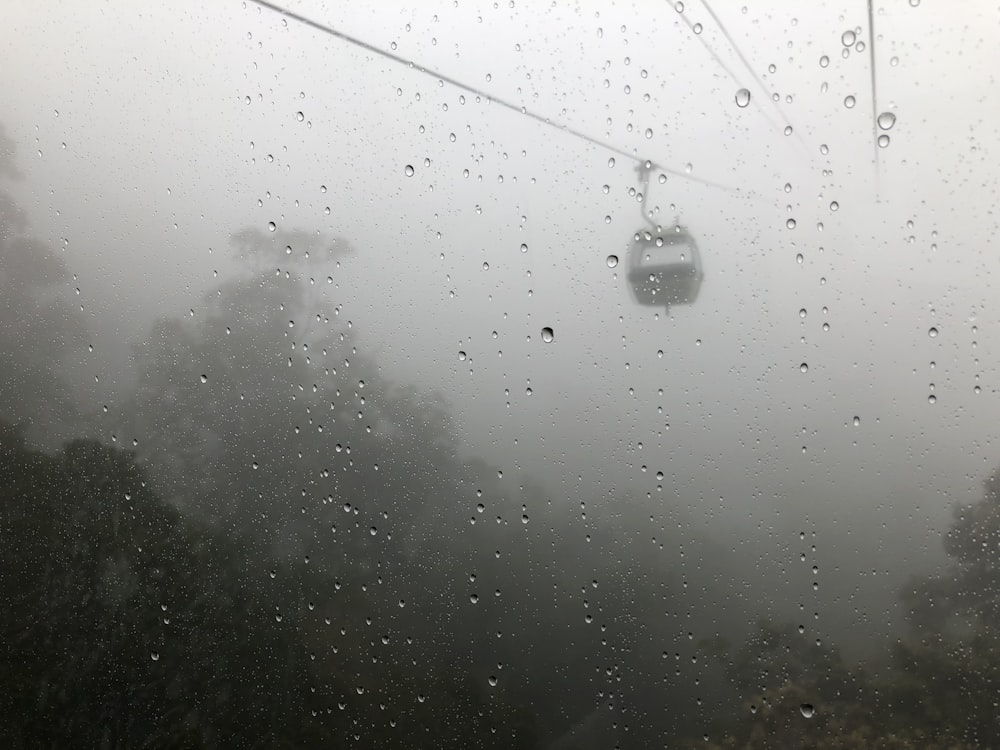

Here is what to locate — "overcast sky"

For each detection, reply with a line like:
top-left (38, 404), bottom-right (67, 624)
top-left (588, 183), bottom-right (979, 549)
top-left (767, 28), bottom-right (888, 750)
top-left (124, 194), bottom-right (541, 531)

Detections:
top-left (3, 0), bottom-right (999, 645)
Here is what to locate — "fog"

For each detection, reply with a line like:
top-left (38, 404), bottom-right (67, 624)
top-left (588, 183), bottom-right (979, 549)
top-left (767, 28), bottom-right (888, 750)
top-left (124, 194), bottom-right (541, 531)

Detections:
top-left (2, 0), bottom-right (999, 746)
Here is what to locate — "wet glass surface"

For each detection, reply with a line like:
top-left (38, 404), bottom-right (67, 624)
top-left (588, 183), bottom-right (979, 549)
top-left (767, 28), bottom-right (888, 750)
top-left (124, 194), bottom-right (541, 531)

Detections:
top-left (1, 1), bottom-right (999, 746)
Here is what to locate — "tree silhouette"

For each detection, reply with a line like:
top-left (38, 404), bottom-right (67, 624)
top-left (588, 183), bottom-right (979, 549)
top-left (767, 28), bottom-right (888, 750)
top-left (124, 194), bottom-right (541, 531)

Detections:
top-left (0, 420), bottom-right (341, 747)
top-left (0, 124), bottom-right (85, 448)
top-left (892, 468), bottom-right (1000, 745)
top-left (699, 467), bottom-right (1000, 748)
top-left (0, 418), bottom-right (546, 748)
top-left (124, 226), bottom-right (457, 568)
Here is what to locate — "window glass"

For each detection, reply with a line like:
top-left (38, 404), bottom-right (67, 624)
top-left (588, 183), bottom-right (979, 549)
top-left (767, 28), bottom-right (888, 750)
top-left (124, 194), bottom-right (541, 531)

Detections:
top-left (2, 1), bottom-right (998, 746)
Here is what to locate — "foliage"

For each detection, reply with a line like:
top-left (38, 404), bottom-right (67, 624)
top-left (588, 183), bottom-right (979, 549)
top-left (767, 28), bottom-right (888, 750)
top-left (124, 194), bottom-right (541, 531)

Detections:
top-left (0, 420), bottom-right (540, 748)
top-left (123, 226), bottom-right (458, 567)
top-left (699, 468), bottom-right (1000, 748)
top-left (0, 124), bottom-right (85, 447)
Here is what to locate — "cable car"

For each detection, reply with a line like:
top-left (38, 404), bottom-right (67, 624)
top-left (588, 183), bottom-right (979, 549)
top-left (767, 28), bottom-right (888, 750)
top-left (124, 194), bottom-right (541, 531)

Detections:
top-left (626, 163), bottom-right (704, 312)
top-left (626, 224), bottom-right (703, 310)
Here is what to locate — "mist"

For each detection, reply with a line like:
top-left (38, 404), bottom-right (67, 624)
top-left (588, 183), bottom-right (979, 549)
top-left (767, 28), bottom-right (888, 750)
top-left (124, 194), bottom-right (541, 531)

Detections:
top-left (1, 0), bottom-right (999, 746)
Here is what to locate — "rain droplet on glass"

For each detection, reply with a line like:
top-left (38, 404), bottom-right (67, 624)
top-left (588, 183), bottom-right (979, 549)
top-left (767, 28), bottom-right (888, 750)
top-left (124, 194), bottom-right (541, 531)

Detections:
top-left (877, 111), bottom-right (896, 130)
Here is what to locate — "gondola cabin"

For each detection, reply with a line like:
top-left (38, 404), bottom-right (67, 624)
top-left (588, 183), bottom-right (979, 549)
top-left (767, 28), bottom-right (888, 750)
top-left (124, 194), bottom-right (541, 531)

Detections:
top-left (627, 225), bottom-right (703, 311)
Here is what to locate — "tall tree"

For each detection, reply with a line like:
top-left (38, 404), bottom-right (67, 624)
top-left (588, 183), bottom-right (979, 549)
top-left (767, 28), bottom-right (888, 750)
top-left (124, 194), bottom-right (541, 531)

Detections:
top-left (0, 124), bottom-right (85, 448)
top-left (892, 468), bottom-right (1000, 745)
top-left (125, 226), bottom-right (457, 566)
top-left (0, 419), bottom-right (338, 747)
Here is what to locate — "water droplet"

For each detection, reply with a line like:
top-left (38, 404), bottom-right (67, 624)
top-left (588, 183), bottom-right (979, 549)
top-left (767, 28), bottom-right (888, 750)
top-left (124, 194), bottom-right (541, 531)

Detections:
top-left (735, 88), bottom-right (751, 108)
top-left (928, 327), bottom-right (938, 338)
top-left (520, 243), bottom-right (528, 253)
top-left (458, 350), bottom-right (467, 361)
top-left (877, 134), bottom-right (890, 148)
top-left (693, 22), bottom-right (702, 33)
top-left (267, 221), bottom-right (276, 232)
top-left (890, 55), bottom-right (899, 66)
top-left (470, 593), bottom-right (479, 603)
top-left (844, 95), bottom-right (856, 109)
top-left (819, 55), bottom-right (829, 68)
top-left (830, 201), bottom-right (839, 211)
top-left (877, 111), bottom-right (896, 130)
top-left (150, 652), bottom-right (160, 662)
top-left (786, 218), bottom-right (797, 229)
top-left (853, 416), bottom-right (860, 426)
top-left (295, 111), bottom-right (304, 122)
top-left (644, 127), bottom-right (653, 139)
top-left (608, 157), bottom-right (616, 168)
top-left (606, 254), bottom-right (619, 268)
top-left (795, 253), bottom-right (804, 264)
top-left (541, 327), bottom-right (554, 343)
top-left (928, 394), bottom-right (937, 404)
top-left (200, 374), bottom-right (208, 384)
top-left (799, 309), bottom-right (807, 318)
top-left (800, 704), bottom-right (815, 718)
top-left (841, 30), bottom-right (856, 46)
top-left (784, 125), bottom-right (793, 136)
top-left (800, 363), bottom-right (809, 373)
top-left (488, 675), bottom-right (498, 687)
top-left (404, 164), bottom-right (414, 176)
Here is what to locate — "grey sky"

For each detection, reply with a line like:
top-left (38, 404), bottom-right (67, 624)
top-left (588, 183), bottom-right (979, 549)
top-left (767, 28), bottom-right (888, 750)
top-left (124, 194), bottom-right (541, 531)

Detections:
top-left (3, 0), bottom-right (999, 647)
